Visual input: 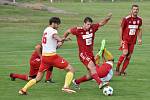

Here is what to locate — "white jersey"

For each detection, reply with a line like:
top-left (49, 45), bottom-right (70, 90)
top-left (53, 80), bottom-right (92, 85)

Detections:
top-left (42, 27), bottom-right (58, 55)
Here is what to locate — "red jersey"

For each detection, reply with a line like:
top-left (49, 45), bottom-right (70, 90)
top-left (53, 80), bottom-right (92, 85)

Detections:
top-left (29, 50), bottom-right (41, 69)
top-left (121, 15), bottom-right (142, 44)
top-left (70, 23), bottom-right (100, 56)
top-left (96, 63), bottom-right (112, 78)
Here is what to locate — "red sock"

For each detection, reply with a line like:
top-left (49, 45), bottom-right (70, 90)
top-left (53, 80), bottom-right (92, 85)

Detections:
top-left (116, 55), bottom-right (126, 71)
top-left (75, 75), bottom-right (89, 84)
top-left (121, 58), bottom-right (130, 73)
top-left (46, 67), bottom-right (53, 80)
top-left (91, 73), bottom-right (102, 85)
top-left (13, 74), bottom-right (28, 81)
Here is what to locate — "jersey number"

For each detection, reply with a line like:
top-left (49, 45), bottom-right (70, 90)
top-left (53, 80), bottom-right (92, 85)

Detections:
top-left (86, 38), bottom-right (92, 45)
top-left (42, 33), bottom-right (47, 44)
top-left (129, 29), bottom-right (136, 35)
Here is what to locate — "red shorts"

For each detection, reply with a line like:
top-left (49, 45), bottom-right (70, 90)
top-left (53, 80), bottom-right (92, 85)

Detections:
top-left (119, 42), bottom-right (135, 53)
top-left (79, 52), bottom-right (95, 67)
top-left (96, 63), bottom-right (112, 78)
top-left (29, 58), bottom-right (41, 77)
top-left (39, 54), bottom-right (69, 72)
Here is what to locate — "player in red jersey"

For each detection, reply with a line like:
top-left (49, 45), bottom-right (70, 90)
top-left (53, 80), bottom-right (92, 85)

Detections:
top-left (9, 44), bottom-right (54, 83)
top-left (116, 5), bottom-right (142, 76)
top-left (63, 13), bottom-right (112, 89)
top-left (72, 47), bottom-right (114, 89)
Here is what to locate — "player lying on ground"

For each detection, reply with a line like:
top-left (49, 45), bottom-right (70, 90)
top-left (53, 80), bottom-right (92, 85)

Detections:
top-left (18, 17), bottom-right (76, 95)
top-left (72, 40), bottom-right (114, 89)
top-left (9, 44), bottom-right (54, 83)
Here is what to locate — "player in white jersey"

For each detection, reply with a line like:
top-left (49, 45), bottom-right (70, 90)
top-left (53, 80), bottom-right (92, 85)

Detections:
top-left (19, 17), bottom-right (76, 95)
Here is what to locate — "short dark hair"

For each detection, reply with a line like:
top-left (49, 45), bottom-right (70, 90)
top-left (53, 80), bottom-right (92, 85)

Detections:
top-left (49, 17), bottom-right (61, 25)
top-left (131, 4), bottom-right (139, 9)
top-left (84, 17), bottom-right (93, 23)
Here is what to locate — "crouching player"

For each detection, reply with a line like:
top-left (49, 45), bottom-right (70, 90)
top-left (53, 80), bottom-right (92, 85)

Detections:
top-left (10, 44), bottom-right (54, 83)
top-left (73, 41), bottom-right (114, 89)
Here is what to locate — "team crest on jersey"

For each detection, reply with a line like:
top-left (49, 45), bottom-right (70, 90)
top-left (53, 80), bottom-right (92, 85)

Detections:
top-left (133, 21), bottom-right (136, 24)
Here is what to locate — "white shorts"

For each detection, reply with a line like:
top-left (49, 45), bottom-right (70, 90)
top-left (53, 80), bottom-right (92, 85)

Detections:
top-left (100, 69), bottom-right (113, 82)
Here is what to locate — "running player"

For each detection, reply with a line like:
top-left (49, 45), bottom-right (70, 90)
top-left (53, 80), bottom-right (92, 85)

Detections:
top-left (18, 17), bottom-right (76, 95)
top-left (63, 13), bottom-right (112, 89)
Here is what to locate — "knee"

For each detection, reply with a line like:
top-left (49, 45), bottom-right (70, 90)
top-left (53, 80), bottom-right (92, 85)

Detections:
top-left (127, 53), bottom-right (132, 59)
top-left (88, 66), bottom-right (96, 74)
top-left (123, 50), bottom-right (128, 56)
top-left (86, 74), bottom-right (92, 79)
top-left (66, 65), bottom-right (75, 73)
top-left (35, 72), bottom-right (43, 82)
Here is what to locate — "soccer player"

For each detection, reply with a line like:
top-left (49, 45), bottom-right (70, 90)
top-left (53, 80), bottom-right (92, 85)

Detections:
top-left (63, 13), bottom-right (112, 89)
top-left (18, 17), bottom-right (76, 95)
top-left (72, 46), bottom-right (114, 89)
top-left (116, 5), bottom-right (142, 76)
top-left (9, 44), bottom-right (54, 83)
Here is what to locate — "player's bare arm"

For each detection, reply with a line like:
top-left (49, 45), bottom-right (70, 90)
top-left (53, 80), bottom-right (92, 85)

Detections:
top-left (53, 34), bottom-right (64, 48)
top-left (119, 18), bottom-right (125, 46)
top-left (99, 13), bottom-right (112, 26)
top-left (63, 29), bottom-right (71, 40)
top-left (119, 27), bottom-right (123, 46)
top-left (35, 44), bottom-right (42, 58)
top-left (137, 28), bottom-right (142, 45)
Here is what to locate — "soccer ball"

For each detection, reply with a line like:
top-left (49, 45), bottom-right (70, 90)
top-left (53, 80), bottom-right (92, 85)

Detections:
top-left (103, 86), bottom-right (113, 96)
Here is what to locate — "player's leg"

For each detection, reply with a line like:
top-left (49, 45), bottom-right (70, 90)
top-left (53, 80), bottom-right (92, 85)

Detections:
top-left (45, 67), bottom-right (54, 83)
top-left (95, 39), bottom-right (106, 64)
top-left (120, 44), bottom-right (135, 75)
top-left (62, 64), bottom-right (76, 93)
top-left (53, 55), bottom-right (76, 93)
top-left (80, 53), bottom-right (104, 89)
top-left (9, 73), bottom-right (28, 81)
top-left (116, 42), bottom-right (128, 75)
top-left (120, 55), bottom-right (131, 76)
top-left (72, 72), bottom-right (92, 89)
top-left (87, 60), bottom-right (106, 89)
top-left (19, 71), bottom-right (44, 95)
top-left (103, 48), bottom-right (114, 61)
top-left (18, 57), bottom-right (49, 95)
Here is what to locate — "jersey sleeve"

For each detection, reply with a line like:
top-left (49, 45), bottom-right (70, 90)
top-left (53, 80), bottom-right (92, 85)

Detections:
top-left (92, 23), bottom-right (100, 32)
top-left (52, 29), bottom-right (58, 35)
top-left (70, 27), bottom-right (77, 35)
top-left (121, 18), bottom-right (126, 30)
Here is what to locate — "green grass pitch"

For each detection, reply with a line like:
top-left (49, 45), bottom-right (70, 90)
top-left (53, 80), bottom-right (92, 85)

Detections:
top-left (0, 1), bottom-right (150, 100)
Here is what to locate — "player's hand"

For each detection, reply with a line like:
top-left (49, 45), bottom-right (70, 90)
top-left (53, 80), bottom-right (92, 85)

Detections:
top-left (62, 37), bottom-right (72, 42)
top-left (138, 39), bottom-right (142, 45)
top-left (107, 12), bottom-right (112, 19)
top-left (120, 40), bottom-right (124, 46)
top-left (57, 41), bottom-right (63, 48)
top-left (64, 37), bottom-right (72, 41)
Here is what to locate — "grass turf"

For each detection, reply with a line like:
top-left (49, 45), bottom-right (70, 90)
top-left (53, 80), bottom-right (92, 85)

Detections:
top-left (0, 1), bottom-right (150, 100)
